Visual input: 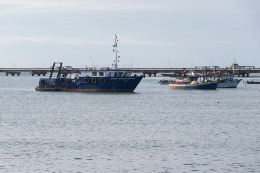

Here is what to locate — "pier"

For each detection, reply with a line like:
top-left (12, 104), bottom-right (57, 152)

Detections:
top-left (0, 64), bottom-right (260, 77)
top-left (132, 65), bottom-right (259, 77)
top-left (0, 68), bottom-right (70, 76)
top-left (1, 68), bottom-right (50, 76)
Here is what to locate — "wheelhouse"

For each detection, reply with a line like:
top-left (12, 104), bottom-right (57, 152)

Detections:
top-left (80, 70), bottom-right (133, 78)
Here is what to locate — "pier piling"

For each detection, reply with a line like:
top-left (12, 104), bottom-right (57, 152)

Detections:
top-left (5, 71), bottom-right (21, 76)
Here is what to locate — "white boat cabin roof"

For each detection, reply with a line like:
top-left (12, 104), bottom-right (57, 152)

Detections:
top-left (82, 70), bottom-right (133, 77)
top-left (67, 70), bottom-right (133, 79)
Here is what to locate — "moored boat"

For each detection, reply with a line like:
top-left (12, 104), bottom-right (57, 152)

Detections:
top-left (158, 80), bottom-right (169, 85)
top-left (246, 80), bottom-right (260, 84)
top-left (169, 76), bottom-right (218, 90)
top-left (35, 35), bottom-right (143, 92)
top-left (201, 71), bottom-right (242, 88)
top-left (217, 74), bottom-right (242, 88)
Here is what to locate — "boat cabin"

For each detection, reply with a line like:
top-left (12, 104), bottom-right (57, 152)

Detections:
top-left (218, 74), bottom-right (234, 81)
top-left (66, 70), bottom-right (133, 79)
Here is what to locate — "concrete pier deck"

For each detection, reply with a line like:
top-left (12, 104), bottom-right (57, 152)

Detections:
top-left (0, 65), bottom-right (260, 77)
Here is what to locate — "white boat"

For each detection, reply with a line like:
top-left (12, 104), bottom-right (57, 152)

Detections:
top-left (217, 74), bottom-right (242, 88)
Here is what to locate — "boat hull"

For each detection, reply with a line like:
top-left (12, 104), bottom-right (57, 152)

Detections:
top-left (170, 82), bottom-right (218, 90)
top-left (35, 76), bottom-right (143, 92)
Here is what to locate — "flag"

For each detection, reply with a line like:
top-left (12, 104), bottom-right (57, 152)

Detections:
top-left (112, 43), bottom-right (117, 47)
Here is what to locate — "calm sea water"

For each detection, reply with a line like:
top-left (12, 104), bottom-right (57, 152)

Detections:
top-left (0, 74), bottom-right (260, 172)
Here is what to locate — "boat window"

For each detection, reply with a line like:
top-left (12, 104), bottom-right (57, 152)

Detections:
top-left (92, 72), bottom-right (97, 76)
top-left (99, 72), bottom-right (104, 76)
top-left (114, 72), bottom-right (117, 77)
top-left (124, 72), bottom-right (131, 77)
top-left (108, 72), bottom-right (111, 77)
top-left (118, 72), bottom-right (123, 77)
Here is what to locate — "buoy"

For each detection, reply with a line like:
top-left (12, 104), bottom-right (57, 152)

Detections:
top-left (85, 78), bottom-right (90, 83)
top-left (101, 78), bottom-right (106, 83)
top-left (92, 78), bottom-right (97, 83)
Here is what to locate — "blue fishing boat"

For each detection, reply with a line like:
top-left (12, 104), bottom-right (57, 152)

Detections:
top-left (169, 75), bottom-right (218, 90)
top-left (35, 35), bottom-right (143, 92)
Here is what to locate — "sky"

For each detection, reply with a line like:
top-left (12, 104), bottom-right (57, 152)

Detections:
top-left (0, 0), bottom-right (259, 68)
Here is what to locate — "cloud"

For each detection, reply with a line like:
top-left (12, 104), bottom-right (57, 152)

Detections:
top-left (121, 39), bottom-right (179, 46)
top-left (0, 35), bottom-right (180, 47)
top-left (0, 0), bottom-right (178, 13)
top-left (0, 36), bottom-right (109, 45)
top-left (0, 35), bottom-right (244, 48)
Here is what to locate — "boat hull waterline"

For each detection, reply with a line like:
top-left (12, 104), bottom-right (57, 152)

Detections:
top-left (170, 82), bottom-right (218, 90)
top-left (35, 88), bottom-right (136, 92)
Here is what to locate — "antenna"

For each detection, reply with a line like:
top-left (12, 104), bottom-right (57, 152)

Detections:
top-left (114, 34), bottom-right (119, 70)
top-left (233, 55), bottom-right (235, 75)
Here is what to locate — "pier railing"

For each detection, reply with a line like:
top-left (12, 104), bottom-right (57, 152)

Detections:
top-left (1, 67), bottom-right (260, 77)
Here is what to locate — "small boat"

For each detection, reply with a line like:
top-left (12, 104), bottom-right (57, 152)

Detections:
top-left (169, 76), bottom-right (218, 90)
top-left (35, 35), bottom-right (143, 92)
top-left (201, 71), bottom-right (241, 88)
top-left (246, 80), bottom-right (260, 84)
top-left (217, 74), bottom-right (242, 88)
top-left (158, 80), bottom-right (169, 85)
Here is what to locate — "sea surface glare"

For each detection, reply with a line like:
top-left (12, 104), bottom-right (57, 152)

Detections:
top-left (0, 75), bottom-right (260, 172)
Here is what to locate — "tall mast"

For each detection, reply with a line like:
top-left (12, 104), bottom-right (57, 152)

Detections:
top-left (233, 55), bottom-right (235, 75)
top-left (114, 34), bottom-right (118, 70)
